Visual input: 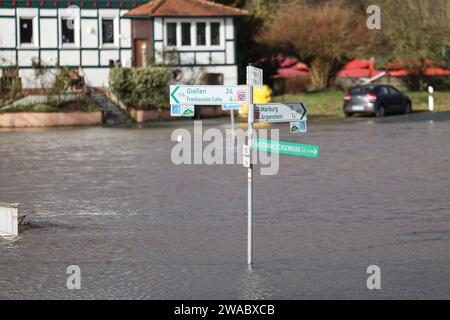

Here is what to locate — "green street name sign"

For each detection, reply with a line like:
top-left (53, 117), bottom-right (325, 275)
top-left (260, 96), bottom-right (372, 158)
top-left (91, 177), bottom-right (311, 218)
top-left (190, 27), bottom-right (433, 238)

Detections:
top-left (254, 138), bottom-right (319, 158)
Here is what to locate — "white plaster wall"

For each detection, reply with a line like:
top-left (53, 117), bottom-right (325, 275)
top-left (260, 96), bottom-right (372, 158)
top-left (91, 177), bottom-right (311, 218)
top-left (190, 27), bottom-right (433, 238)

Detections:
top-left (81, 10), bottom-right (97, 17)
top-left (120, 49), bottom-right (132, 68)
top-left (154, 17), bottom-right (163, 41)
top-left (18, 50), bottom-right (39, 67)
top-left (82, 50), bottom-right (99, 66)
top-left (19, 68), bottom-right (58, 88)
top-left (81, 68), bottom-right (111, 87)
top-left (100, 50), bottom-right (119, 66)
top-left (0, 18), bottom-right (16, 48)
top-left (81, 19), bottom-right (99, 48)
top-left (40, 50), bottom-right (58, 66)
top-left (226, 41), bottom-right (235, 64)
top-left (154, 42), bottom-right (164, 64)
top-left (0, 9), bottom-right (15, 16)
top-left (99, 9), bottom-right (119, 16)
top-left (210, 52), bottom-right (225, 64)
top-left (0, 51), bottom-right (16, 66)
top-left (16, 8), bottom-right (39, 17)
top-left (180, 52), bottom-right (195, 65)
top-left (120, 16), bottom-right (131, 48)
top-left (225, 18), bottom-right (234, 40)
top-left (40, 9), bottom-right (57, 17)
top-left (18, 67), bottom-right (113, 89)
top-left (40, 19), bottom-right (58, 48)
top-left (196, 52), bottom-right (210, 65)
top-left (60, 50), bottom-right (80, 65)
top-left (178, 65), bottom-right (238, 85)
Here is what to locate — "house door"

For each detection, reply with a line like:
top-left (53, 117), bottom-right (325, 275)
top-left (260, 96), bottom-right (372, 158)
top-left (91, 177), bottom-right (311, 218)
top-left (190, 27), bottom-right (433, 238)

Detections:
top-left (134, 40), bottom-right (148, 68)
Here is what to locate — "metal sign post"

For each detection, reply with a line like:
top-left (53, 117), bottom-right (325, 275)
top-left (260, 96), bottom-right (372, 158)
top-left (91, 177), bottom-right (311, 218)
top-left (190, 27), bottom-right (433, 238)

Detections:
top-left (230, 110), bottom-right (236, 141)
top-left (246, 65), bottom-right (262, 266)
top-left (222, 105), bottom-right (240, 142)
top-left (247, 81), bottom-right (254, 267)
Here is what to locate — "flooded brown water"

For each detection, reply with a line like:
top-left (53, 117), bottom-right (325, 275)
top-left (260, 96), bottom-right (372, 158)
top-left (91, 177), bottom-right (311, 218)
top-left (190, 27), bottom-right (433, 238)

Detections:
top-left (0, 113), bottom-right (449, 299)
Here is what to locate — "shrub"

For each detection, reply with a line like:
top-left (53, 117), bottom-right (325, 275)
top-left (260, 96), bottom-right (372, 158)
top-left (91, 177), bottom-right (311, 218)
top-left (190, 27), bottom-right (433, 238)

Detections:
top-left (130, 67), bottom-right (170, 108)
top-left (426, 76), bottom-right (450, 91)
top-left (109, 66), bottom-right (171, 109)
top-left (109, 67), bottom-right (133, 102)
top-left (31, 103), bottom-right (58, 112)
top-left (51, 68), bottom-right (71, 106)
top-left (32, 58), bottom-right (51, 89)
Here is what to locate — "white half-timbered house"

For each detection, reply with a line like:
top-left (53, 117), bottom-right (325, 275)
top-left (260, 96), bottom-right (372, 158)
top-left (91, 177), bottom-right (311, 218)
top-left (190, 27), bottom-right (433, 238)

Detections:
top-left (0, 0), bottom-right (246, 88)
top-left (125, 0), bottom-right (247, 85)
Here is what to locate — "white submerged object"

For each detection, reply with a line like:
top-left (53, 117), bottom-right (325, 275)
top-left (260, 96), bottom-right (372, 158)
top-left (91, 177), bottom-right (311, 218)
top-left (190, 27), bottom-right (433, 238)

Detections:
top-left (0, 203), bottom-right (19, 237)
top-left (428, 86), bottom-right (434, 112)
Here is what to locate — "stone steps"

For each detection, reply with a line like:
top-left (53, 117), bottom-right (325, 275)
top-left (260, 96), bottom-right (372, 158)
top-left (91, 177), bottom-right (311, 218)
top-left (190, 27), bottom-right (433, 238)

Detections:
top-left (88, 89), bottom-right (133, 125)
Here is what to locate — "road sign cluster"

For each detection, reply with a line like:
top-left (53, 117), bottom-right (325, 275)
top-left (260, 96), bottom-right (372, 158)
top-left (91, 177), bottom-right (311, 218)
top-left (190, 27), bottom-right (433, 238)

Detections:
top-left (169, 65), bottom-right (319, 266)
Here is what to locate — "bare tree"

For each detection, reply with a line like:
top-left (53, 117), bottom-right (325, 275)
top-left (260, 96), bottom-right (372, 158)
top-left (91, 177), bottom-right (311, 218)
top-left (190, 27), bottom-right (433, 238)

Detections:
top-left (379, 0), bottom-right (450, 89)
top-left (258, 1), bottom-right (381, 90)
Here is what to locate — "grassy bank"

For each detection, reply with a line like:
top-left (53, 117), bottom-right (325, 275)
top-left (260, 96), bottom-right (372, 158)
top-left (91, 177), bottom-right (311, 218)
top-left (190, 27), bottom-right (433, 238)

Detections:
top-left (272, 91), bottom-right (450, 118)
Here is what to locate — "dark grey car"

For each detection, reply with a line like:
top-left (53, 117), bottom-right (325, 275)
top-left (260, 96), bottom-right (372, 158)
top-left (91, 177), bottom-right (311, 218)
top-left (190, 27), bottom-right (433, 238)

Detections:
top-left (343, 84), bottom-right (412, 117)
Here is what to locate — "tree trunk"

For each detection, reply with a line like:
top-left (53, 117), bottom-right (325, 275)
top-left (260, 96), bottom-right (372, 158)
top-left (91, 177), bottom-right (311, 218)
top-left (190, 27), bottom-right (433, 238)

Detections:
top-left (309, 58), bottom-right (332, 91)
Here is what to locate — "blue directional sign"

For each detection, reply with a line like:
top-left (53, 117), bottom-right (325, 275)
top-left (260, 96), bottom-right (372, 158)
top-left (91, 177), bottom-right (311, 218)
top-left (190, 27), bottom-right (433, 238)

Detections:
top-left (222, 105), bottom-right (240, 111)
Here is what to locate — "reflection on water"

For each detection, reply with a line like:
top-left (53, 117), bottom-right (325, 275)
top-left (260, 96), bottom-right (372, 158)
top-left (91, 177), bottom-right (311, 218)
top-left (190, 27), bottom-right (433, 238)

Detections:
top-left (239, 267), bottom-right (268, 300)
top-left (0, 116), bottom-right (449, 299)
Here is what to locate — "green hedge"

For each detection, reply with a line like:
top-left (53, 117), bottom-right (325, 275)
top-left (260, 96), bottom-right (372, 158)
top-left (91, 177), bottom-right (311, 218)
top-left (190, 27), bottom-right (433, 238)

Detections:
top-left (109, 66), bottom-right (171, 109)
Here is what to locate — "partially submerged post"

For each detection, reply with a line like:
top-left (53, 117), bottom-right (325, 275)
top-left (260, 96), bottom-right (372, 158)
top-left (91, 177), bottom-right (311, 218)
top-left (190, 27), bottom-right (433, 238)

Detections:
top-left (0, 202), bottom-right (19, 237)
top-left (169, 66), bottom-right (317, 267)
top-left (428, 86), bottom-right (434, 112)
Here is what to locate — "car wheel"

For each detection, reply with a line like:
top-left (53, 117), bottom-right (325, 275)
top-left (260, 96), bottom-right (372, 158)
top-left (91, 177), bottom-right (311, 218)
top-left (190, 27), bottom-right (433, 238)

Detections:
top-left (375, 105), bottom-right (385, 118)
top-left (344, 112), bottom-right (353, 118)
top-left (404, 102), bottom-right (412, 114)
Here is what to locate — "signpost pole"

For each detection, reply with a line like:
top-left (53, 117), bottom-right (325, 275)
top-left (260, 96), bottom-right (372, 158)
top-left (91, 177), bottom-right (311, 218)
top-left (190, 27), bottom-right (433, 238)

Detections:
top-left (247, 82), bottom-right (254, 267)
top-left (169, 72), bottom-right (314, 267)
top-left (230, 110), bottom-right (236, 142)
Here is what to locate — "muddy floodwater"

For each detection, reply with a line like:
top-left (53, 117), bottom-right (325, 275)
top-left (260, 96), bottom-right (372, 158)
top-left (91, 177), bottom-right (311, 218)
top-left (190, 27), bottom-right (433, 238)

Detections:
top-left (0, 113), bottom-right (449, 299)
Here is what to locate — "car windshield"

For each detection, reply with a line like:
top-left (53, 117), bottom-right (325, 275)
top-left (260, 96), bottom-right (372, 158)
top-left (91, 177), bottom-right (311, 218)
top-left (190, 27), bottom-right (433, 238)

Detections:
top-left (349, 86), bottom-right (375, 95)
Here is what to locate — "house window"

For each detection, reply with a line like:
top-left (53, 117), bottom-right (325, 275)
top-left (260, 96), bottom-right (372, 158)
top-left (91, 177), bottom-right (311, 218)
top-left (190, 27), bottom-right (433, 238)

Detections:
top-left (61, 18), bottom-right (75, 44)
top-left (210, 22), bottom-right (220, 46)
top-left (181, 22), bottom-right (191, 46)
top-left (167, 23), bottom-right (177, 46)
top-left (196, 22), bottom-right (206, 46)
top-left (19, 18), bottom-right (33, 44)
top-left (102, 19), bottom-right (114, 44)
top-left (202, 73), bottom-right (224, 85)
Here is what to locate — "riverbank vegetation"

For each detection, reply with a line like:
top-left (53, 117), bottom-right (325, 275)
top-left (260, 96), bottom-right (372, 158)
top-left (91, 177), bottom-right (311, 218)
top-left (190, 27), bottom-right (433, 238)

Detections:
top-left (215, 0), bottom-right (450, 91)
top-left (1, 65), bottom-right (98, 113)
